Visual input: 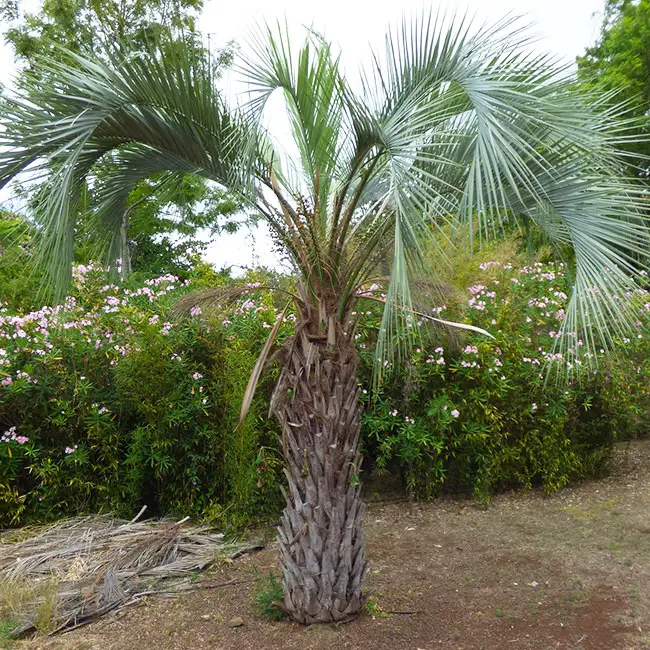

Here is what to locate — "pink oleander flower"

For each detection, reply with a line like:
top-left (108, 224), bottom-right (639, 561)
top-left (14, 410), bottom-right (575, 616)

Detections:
top-left (460, 360), bottom-right (479, 368)
top-left (2, 427), bottom-right (29, 445)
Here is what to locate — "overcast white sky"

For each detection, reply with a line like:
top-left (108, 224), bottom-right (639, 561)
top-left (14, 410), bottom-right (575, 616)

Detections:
top-left (199, 0), bottom-right (604, 64)
top-left (0, 0), bottom-right (607, 273)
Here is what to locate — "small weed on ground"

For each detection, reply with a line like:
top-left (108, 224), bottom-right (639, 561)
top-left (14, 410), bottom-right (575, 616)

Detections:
top-left (252, 569), bottom-right (286, 621)
top-left (364, 596), bottom-right (388, 619)
top-left (0, 617), bottom-right (19, 649)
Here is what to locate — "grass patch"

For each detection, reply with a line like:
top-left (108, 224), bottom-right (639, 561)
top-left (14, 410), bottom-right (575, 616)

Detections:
top-left (0, 576), bottom-right (60, 637)
top-left (252, 570), bottom-right (286, 621)
top-left (0, 617), bottom-right (19, 649)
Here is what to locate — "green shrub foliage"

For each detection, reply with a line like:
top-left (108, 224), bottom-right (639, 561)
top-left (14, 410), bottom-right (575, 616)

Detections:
top-left (357, 261), bottom-right (650, 500)
top-left (1, 261), bottom-right (649, 525)
top-left (0, 264), bottom-right (287, 526)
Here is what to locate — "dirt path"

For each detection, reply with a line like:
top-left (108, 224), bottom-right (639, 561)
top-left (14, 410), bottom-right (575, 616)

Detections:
top-left (20, 440), bottom-right (650, 650)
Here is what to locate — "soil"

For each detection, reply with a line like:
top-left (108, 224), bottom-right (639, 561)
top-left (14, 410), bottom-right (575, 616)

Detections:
top-left (18, 440), bottom-right (650, 650)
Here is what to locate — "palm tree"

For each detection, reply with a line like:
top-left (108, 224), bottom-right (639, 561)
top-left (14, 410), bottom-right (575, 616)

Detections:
top-left (0, 14), bottom-right (648, 624)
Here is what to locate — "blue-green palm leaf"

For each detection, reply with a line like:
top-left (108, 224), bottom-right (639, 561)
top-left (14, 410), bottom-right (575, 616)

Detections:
top-left (0, 14), bottom-right (648, 368)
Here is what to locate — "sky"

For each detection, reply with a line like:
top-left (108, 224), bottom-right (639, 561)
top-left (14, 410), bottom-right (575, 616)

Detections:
top-left (199, 0), bottom-right (604, 64)
top-left (0, 0), bottom-right (607, 273)
top-left (194, 0), bottom-right (607, 273)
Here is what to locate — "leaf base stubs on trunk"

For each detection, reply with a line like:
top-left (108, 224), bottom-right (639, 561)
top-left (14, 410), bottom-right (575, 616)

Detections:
top-left (272, 322), bottom-right (368, 624)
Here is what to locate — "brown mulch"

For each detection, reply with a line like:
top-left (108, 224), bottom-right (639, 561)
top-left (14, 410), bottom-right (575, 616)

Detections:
top-left (17, 439), bottom-right (650, 650)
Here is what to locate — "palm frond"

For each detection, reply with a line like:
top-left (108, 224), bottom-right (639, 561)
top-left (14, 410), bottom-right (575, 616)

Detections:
top-left (0, 46), bottom-right (258, 296)
top-left (172, 285), bottom-right (301, 317)
top-left (239, 303), bottom-right (290, 424)
top-left (0, 14), bottom-right (648, 372)
top-left (343, 14), bottom-right (650, 369)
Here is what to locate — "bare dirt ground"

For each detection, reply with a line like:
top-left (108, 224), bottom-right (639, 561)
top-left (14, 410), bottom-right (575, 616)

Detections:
top-left (17, 440), bottom-right (650, 650)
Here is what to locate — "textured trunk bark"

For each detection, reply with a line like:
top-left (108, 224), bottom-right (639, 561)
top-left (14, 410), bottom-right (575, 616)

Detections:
top-left (271, 319), bottom-right (368, 624)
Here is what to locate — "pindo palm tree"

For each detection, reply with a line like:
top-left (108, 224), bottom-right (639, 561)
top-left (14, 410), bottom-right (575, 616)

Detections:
top-left (1, 13), bottom-right (648, 623)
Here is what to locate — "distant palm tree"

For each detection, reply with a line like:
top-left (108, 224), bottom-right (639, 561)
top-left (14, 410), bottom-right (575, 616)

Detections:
top-left (0, 14), bottom-right (648, 624)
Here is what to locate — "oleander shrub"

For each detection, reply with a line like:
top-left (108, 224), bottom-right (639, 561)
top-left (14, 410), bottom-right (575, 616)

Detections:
top-left (357, 260), bottom-right (650, 500)
top-left (0, 263), bottom-right (287, 526)
top-left (1, 258), bottom-right (650, 525)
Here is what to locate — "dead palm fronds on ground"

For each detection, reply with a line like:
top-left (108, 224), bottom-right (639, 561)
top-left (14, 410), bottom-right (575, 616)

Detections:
top-left (0, 512), bottom-right (259, 637)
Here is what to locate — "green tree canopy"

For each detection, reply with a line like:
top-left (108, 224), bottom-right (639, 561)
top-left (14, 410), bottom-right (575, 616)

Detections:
top-left (577, 0), bottom-right (650, 170)
top-left (0, 0), bottom-right (208, 69)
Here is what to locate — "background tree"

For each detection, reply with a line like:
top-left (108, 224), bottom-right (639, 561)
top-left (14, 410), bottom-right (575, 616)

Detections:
top-left (0, 0), bottom-right (240, 275)
top-left (0, 15), bottom-right (648, 624)
top-left (0, 0), bottom-right (204, 63)
top-left (577, 0), bottom-right (650, 172)
top-left (0, 209), bottom-right (42, 310)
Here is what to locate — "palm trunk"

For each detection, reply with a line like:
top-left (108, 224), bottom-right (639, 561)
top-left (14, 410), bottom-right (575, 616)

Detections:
top-left (271, 318), bottom-right (368, 624)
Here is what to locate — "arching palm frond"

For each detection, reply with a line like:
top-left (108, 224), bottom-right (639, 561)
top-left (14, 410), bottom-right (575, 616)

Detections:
top-left (0, 47), bottom-right (259, 290)
top-left (2, 16), bottom-right (646, 361)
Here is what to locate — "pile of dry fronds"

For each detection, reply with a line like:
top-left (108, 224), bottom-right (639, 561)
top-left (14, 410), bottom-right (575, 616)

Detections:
top-left (0, 510), bottom-right (259, 637)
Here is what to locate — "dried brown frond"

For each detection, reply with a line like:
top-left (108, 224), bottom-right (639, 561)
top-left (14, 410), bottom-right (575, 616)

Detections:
top-left (240, 304), bottom-right (290, 424)
top-left (410, 277), bottom-right (460, 311)
top-left (0, 514), bottom-right (261, 638)
top-left (171, 285), bottom-right (257, 317)
top-left (354, 276), bottom-right (465, 350)
top-left (171, 284), bottom-right (301, 318)
top-left (355, 276), bottom-right (458, 308)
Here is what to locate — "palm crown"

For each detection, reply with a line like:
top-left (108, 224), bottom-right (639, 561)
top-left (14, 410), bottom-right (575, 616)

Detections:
top-left (1, 13), bottom-right (648, 623)
top-left (1, 15), bottom-right (648, 355)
